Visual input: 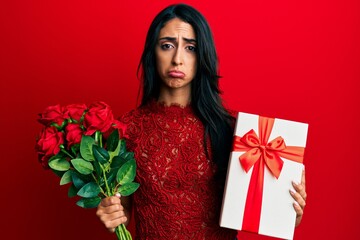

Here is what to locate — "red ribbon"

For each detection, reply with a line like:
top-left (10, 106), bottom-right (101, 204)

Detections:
top-left (232, 116), bottom-right (305, 233)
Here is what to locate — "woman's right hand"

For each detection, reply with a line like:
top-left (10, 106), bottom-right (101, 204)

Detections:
top-left (96, 193), bottom-right (129, 232)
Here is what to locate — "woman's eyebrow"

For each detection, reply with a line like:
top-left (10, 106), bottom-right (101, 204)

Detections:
top-left (184, 37), bottom-right (197, 44)
top-left (158, 36), bottom-right (197, 44)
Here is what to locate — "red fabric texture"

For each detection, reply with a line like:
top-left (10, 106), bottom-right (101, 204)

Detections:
top-left (119, 100), bottom-right (237, 240)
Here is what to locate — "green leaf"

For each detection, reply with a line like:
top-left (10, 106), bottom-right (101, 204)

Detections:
top-left (68, 184), bottom-right (78, 198)
top-left (107, 130), bottom-right (119, 152)
top-left (119, 139), bottom-right (127, 156)
top-left (93, 160), bottom-right (102, 178)
top-left (118, 182), bottom-right (140, 196)
top-left (106, 168), bottom-right (118, 186)
top-left (92, 145), bottom-right (110, 164)
top-left (116, 159), bottom-right (136, 185)
top-left (109, 140), bottom-right (122, 161)
top-left (80, 136), bottom-right (95, 161)
top-left (71, 158), bottom-right (94, 175)
top-left (76, 196), bottom-right (101, 208)
top-left (71, 144), bottom-right (80, 157)
top-left (71, 171), bottom-right (86, 189)
top-left (48, 156), bottom-right (70, 171)
top-left (121, 151), bottom-right (134, 162)
top-left (77, 182), bottom-right (101, 198)
top-left (60, 170), bottom-right (72, 185)
top-left (98, 177), bottom-right (105, 187)
top-left (111, 156), bottom-right (127, 169)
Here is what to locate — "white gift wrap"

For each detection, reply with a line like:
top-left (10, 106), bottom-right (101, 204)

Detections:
top-left (220, 112), bottom-right (308, 240)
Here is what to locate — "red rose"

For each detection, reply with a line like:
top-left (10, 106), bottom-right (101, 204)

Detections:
top-left (38, 104), bottom-right (66, 127)
top-left (65, 123), bottom-right (83, 147)
top-left (64, 103), bottom-right (87, 122)
top-left (36, 127), bottom-right (64, 168)
top-left (83, 101), bottom-right (114, 135)
top-left (103, 120), bottom-right (128, 139)
top-left (112, 120), bottom-right (128, 138)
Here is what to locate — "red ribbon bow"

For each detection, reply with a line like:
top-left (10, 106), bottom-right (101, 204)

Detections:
top-left (232, 116), bottom-right (305, 233)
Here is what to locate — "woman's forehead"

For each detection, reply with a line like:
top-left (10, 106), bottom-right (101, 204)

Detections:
top-left (158, 18), bottom-right (195, 39)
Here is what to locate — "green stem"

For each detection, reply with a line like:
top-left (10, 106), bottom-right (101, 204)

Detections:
top-left (115, 224), bottom-right (131, 240)
top-left (101, 165), bottom-right (111, 196)
top-left (91, 173), bottom-right (97, 182)
top-left (100, 166), bottom-right (132, 239)
top-left (95, 131), bottom-right (103, 147)
top-left (90, 173), bottom-right (107, 196)
top-left (60, 148), bottom-right (74, 158)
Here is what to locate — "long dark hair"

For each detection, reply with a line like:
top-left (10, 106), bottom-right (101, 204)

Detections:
top-left (137, 4), bottom-right (235, 181)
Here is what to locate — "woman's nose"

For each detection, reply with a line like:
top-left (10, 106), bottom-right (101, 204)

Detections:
top-left (172, 48), bottom-right (183, 65)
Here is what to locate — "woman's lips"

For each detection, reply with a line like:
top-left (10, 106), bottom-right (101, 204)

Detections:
top-left (168, 71), bottom-right (185, 78)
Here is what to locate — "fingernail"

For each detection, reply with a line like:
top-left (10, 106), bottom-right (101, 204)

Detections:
top-left (289, 189), bottom-right (296, 195)
top-left (294, 201), bottom-right (300, 207)
top-left (115, 193), bottom-right (121, 197)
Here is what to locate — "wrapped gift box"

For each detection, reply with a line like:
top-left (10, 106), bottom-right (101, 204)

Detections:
top-left (220, 112), bottom-right (308, 240)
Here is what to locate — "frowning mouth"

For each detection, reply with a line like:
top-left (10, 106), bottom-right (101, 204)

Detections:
top-left (168, 70), bottom-right (185, 78)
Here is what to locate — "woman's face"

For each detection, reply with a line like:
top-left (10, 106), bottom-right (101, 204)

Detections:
top-left (155, 18), bottom-right (197, 92)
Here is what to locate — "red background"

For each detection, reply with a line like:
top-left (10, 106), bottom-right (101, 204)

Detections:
top-left (0, 0), bottom-right (359, 239)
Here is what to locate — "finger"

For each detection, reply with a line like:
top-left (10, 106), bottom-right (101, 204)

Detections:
top-left (301, 169), bottom-right (306, 191)
top-left (293, 201), bottom-right (303, 216)
top-left (293, 201), bottom-right (303, 227)
top-left (97, 206), bottom-right (127, 227)
top-left (292, 181), bottom-right (307, 201)
top-left (290, 189), bottom-right (306, 210)
top-left (97, 202), bottom-right (124, 215)
top-left (100, 196), bottom-right (121, 207)
top-left (104, 216), bottom-right (128, 232)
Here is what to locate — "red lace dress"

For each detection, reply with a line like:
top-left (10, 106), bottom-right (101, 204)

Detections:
top-left (119, 101), bottom-right (237, 240)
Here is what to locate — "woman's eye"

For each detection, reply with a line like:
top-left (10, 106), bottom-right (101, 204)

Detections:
top-left (161, 43), bottom-right (173, 50)
top-left (187, 45), bottom-right (196, 52)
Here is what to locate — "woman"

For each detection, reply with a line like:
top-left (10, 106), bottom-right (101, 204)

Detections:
top-left (96, 4), bottom-right (307, 239)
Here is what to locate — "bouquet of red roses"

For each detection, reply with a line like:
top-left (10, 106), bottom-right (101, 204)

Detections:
top-left (35, 101), bottom-right (138, 240)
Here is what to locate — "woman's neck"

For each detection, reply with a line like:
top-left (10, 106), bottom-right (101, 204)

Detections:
top-left (158, 86), bottom-right (191, 107)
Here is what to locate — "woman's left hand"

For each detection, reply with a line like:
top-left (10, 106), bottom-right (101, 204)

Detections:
top-left (290, 169), bottom-right (307, 227)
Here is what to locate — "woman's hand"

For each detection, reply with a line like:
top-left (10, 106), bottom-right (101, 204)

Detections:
top-left (96, 193), bottom-right (130, 232)
top-left (290, 170), bottom-right (307, 227)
